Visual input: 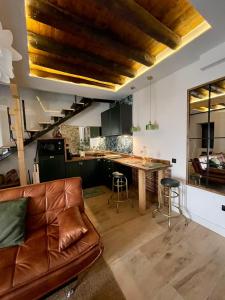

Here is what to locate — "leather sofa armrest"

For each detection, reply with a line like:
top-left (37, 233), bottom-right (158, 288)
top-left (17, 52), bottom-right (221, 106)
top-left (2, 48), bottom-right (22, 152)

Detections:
top-left (208, 167), bottom-right (225, 175)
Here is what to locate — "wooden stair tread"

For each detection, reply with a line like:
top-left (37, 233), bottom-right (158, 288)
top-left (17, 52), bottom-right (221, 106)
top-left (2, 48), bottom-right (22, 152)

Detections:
top-left (27, 129), bottom-right (40, 132)
top-left (51, 116), bottom-right (63, 121)
top-left (38, 121), bottom-right (52, 124)
top-left (62, 108), bottom-right (74, 111)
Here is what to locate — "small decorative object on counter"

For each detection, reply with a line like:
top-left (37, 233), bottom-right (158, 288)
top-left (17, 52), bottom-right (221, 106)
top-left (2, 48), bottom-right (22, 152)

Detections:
top-left (79, 150), bottom-right (85, 157)
top-left (141, 146), bottom-right (148, 166)
top-left (78, 139), bottom-right (86, 157)
top-left (52, 126), bottom-right (62, 138)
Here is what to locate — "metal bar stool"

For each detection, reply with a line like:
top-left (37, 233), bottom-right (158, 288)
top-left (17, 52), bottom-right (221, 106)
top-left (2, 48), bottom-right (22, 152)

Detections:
top-left (152, 177), bottom-right (188, 229)
top-left (108, 171), bottom-right (132, 213)
top-left (190, 173), bottom-right (202, 186)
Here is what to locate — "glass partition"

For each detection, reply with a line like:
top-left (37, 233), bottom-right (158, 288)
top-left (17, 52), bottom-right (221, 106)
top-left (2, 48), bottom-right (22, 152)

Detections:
top-left (188, 77), bottom-right (225, 194)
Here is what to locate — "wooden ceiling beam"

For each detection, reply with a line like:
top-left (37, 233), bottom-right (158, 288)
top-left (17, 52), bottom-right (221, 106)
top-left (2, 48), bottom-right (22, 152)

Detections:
top-left (30, 69), bottom-right (115, 90)
top-left (27, 0), bottom-right (155, 66)
top-left (29, 53), bottom-right (124, 85)
top-left (93, 0), bottom-right (181, 49)
top-left (28, 32), bottom-right (136, 78)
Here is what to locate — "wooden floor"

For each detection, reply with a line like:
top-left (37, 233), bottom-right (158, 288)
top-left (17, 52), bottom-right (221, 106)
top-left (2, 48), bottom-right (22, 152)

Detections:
top-left (85, 186), bottom-right (225, 300)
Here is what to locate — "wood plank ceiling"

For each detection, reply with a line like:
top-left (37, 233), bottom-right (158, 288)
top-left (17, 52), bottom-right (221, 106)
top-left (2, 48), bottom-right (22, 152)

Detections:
top-left (25, 0), bottom-right (208, 91)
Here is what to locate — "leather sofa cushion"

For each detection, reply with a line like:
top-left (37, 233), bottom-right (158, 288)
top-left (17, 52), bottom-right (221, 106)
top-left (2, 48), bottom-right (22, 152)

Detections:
top-left (0, 213), bottom-right (100, 295)
top-left (58, 206), bottom-right (88, 251)
top-left (0, 198), bottom-right (29, 248)
top-left (0, 178), bottom-right (84, 233)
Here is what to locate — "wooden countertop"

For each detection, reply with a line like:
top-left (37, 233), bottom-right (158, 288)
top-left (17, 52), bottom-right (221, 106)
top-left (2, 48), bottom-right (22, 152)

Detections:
top-left (110, 157), bottom-right (170, 171)
top-left (66, 153), bottom-right (170, 171)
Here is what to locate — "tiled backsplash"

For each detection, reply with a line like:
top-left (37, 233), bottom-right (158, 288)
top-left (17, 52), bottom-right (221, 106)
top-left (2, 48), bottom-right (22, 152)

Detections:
top-left (90, 135), bottom-right (133, 153)
top-left (106, 135), bottom-right (133, 153)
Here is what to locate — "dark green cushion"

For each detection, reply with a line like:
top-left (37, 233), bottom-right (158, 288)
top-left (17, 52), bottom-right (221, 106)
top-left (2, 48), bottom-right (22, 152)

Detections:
top-left (0, 197), bottom-right (29, 248)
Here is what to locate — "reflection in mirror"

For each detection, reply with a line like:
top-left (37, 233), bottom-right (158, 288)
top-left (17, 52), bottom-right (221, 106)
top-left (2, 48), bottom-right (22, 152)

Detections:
top-left (188, 77), bottom-right (225, 194)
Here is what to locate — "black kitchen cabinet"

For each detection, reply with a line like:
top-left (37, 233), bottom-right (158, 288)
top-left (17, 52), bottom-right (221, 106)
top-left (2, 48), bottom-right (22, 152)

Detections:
top-left (110, 105), bottom-right (120, 135)
top-left (39, 155), bottom-right (65, 182)
top-left (113, 161), bottom-right (132, 186)
top-left (66, 159), bottom-right (101, 188)
top-left (102, 159), bottom-right (114, 188)
top-left (101, 103), bottom-right (132, 136)
top-left (101, 158), bottom-right (132, 188)
top-left (81, 160), bottom-right (98, 188)
top-left (101, 110), bottom-right (111, 136)
top-left (120, 104), bottom-right (132, 135)
top-left (66, 161), bottom-right (80, 178)
top-left (90, 126), bottom-right (102, 138)
top-left (66, 158), bottom-right (132, 189)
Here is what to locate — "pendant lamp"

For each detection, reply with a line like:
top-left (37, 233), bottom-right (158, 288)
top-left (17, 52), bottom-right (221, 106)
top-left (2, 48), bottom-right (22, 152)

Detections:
top-left (146, 76), bottom-right (159, 130)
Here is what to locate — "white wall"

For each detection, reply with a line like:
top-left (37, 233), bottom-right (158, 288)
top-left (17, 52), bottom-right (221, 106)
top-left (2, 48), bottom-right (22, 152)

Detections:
top-left (0, 85), bottom-right (109, 176)
top-left (133, 41), bottom-right (225, 237)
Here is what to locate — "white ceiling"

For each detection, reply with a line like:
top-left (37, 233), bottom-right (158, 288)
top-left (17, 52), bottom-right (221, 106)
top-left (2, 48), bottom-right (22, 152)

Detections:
top-left (1, 0), bottom-right (225, 100)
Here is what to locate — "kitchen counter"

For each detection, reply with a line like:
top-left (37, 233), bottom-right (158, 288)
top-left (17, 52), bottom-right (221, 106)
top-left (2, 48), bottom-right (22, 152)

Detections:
top-left (66, 152), bottom-right (171, 214)
top-left (66, 153), bottom-right (169, 171)
top-left (109, 157), bottom-right (170, 171)
top-left (65, 151), bottom-right (128, 162)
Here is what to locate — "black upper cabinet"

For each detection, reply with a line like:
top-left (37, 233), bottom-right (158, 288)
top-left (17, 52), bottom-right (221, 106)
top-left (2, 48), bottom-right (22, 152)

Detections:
top-left (90, 126), bottom-right (102, 138)
top-left (101, 110), bottom-right (111, 136)
top-left (101, 103), bottom-right (132, 136)
top-left (110, 105), bottom-right (120, 136)
top-left (120, 104), bottom-right (132, 136)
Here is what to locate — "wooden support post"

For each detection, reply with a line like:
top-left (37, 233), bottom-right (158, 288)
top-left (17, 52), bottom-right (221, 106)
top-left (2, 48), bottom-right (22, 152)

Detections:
top-left (10, 83), bottom-right (27, 186)
top-left (138, 169), bottom-right (146, 214)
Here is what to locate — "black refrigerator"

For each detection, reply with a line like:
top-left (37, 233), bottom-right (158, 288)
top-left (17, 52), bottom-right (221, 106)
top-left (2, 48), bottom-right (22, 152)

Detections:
top-left (37, 139), bottom-right (65, 182)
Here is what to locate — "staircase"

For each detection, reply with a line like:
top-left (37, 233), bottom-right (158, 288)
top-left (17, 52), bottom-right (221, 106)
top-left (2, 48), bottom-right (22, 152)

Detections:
top-left (0, 97), bottom-right (94, 161)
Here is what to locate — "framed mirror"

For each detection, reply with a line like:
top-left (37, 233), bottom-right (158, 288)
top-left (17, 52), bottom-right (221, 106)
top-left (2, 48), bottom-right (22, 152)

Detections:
top-left (187, 76), bottom-right (225, 194)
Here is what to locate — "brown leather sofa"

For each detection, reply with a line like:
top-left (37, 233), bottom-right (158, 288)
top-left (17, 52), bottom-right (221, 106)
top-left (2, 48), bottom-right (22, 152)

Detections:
top-left (192, 153), bottom-right (225, 184)
top-left (0, 177), bottom-right (103, 300)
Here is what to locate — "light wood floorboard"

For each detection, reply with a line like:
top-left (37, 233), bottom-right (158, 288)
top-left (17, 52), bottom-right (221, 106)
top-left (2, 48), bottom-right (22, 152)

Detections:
top-left (84, 186), bottom-right (225, 300)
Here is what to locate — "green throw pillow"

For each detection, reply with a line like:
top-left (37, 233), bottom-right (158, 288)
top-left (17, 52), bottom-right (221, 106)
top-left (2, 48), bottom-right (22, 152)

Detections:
top-left (0, 197), bottom-right (29, 248)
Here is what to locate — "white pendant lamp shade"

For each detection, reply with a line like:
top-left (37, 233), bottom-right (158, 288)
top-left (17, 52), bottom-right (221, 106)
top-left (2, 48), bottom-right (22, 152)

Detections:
top-left (0, 22), bottom-right (22, 84)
